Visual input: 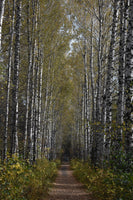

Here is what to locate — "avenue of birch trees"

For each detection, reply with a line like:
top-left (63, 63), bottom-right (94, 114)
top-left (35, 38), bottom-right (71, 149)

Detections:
top-left (0, 0), bottom-right (133, 169)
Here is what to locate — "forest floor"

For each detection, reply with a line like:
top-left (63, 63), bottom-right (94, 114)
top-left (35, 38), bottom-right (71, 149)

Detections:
top-left (46, 163), bottom-right (93, 200)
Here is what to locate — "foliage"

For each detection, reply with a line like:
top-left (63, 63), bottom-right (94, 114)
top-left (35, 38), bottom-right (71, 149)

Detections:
top-left (71, 159), bottom-right (133, 200)
top-left (54, 159), bottom-right (61, 168)
top-left (0, 155), bottom-right (58, 200)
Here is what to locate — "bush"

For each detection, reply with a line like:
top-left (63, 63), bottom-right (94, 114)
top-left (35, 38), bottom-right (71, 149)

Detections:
top-left (54, 159), bottom-right (61, 168)
top-left (71, 159), bottom-right (133, 200)
top-left (0, 155), bottom-right (58, 200)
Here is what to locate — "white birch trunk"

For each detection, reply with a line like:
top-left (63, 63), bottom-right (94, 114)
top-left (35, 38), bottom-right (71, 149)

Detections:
top-left (33, 62), bottom-right (39, 161)
top-left (4, 0), bottom-right (15, 160)
top-left (37, 53), bottom-right (43, 158)
top-left (41, 59), bottom-right (50, 157)
top-left (105, 0), bottom-right (119, 160)
top-left (0, 0), bottom-right (6, 51)
top-left (24, 1), bottom-right (32, 159)
top-left (96, 0), bottom-right (103, 122)
top-left (124, 0), bottom-right (133, 161)
top-left (90, 18), bottom-right (95, 123)
top-left (11, 0), bottom-right (21, 155)
top-left (28, 0), bottom-right (38, 162)
top-left (116, 0), bottom-right (126, 152)
top-left (29, 45), bottom-right (35, 162)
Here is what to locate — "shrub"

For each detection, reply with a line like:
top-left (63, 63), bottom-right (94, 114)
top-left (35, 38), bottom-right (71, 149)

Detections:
top-left (71, 159), bottom-right (133, 200)
top-left (0, 156), bottom-right (58, 200)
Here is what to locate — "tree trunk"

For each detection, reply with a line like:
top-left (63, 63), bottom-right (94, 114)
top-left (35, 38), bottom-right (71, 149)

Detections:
top-left (92, 0), bottom-right (104, 166)
top-left (116, 0), bottom-right (125, 154)
top-left (29, 44), bottom-right (35, 162)
top-left (78, 10), bottom-right (90, 161)
top-left (105, 0), bottom-right (118, 161)
top-left (11, 0), bottom-right (21, 155)
top-left (0, 0), bottom-right (6, 51)
top-left (83, 40), bottom-right (89, 161)
top-left (37, 52), bottom-right (43, 159)
top-left (41, 59), bottom-right (50, 157)
top-left (124, 0), bottom-right (133, 165)
top-left (33, 63), bottom-right (39, 162)
top-left (28, 0), bottom-right (37, 162)
top-left (96, 0), bottom-right (103, 122)
top-left (4, 0), bottom-right (15, 160)
top-left (24, 1), bottom-right (32, 159)
top-left (90, 18), bottom-right (95, 123)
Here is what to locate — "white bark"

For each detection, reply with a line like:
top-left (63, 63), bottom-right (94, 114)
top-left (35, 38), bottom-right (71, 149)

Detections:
top-left (33, 62), bottom-right (39, 161)
top-left (4, 0), bottom-right (15, 160)
top-left (29, 46), bottom-right (35, 162)
top-left (96, 0), bottom-right (103, 122)
top-left (125, 0), bottom-right (133, 160)
top-left (24, 1), bottom-right (32, 159)
top-left (37, 53), bottom-right (43, 158)
top-left (90, 18), bottom-right (95, 122)
top-left (0, 0), bottom-right (6, 51)
top-left (105, 0), bottom-right (119, 160)
top-left (84, 46), bottom-right (89, 161)
top-left (41, 59), bottom-right (50, 156)
top-left (28, 0), bottom-right (38, 162)
top-left (116, 0), bottom-right (126, 151)
top-left (11, 0), bottom-right (21, 155)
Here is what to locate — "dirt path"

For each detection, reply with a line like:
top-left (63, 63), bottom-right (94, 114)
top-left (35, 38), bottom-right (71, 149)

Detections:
top-left (47, 164), bottom-right (92, 200)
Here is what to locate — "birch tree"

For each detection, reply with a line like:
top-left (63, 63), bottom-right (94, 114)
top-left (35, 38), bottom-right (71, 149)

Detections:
top-left (24, 0), bottom-right (32, 159)
top-left (124, 0), bottom-right (133, 164)
top-left (116, 0), bottom-right (127, 157)
top-left (0, 0), bottom-right (6, 51)
top-left (11, 0), bottom-right (21, 155)
top-left (4, 0), bottom-right (15, 160)
top-left (96, 0), bottom-right (103, 123)
top-left (104, 0), bottom-right (119, 161)
top-left (90, 18), bottom-right (95, 123)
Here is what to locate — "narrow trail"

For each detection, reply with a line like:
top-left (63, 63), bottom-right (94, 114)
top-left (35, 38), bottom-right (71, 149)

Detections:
top-left (47, 164), bottom-right (93, 200)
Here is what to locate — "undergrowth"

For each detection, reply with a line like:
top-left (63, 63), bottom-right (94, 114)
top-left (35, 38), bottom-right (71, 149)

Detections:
top-left (0, 155), bottom-right (60, 200)
top-left (71, 159), bottom-right (133, 200)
